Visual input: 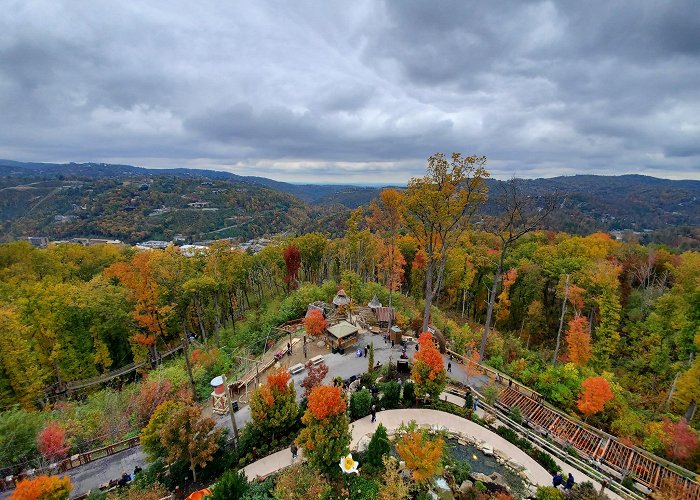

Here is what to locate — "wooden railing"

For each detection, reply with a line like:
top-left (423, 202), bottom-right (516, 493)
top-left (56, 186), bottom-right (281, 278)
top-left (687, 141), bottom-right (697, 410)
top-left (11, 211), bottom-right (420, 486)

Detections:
top-left (0, 436), bottom-right (140, 492)
top-left (447, 348), bottom-right (700, 499)
top-left (497, 386), bottom-right (700, 499)
top-left (62, 344), bottom-right (184, 393)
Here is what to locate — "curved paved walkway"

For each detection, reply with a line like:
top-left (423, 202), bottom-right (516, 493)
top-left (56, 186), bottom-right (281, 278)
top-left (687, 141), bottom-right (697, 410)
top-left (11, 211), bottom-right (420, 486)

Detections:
top-left (243, 409), bottom-right (622, 499)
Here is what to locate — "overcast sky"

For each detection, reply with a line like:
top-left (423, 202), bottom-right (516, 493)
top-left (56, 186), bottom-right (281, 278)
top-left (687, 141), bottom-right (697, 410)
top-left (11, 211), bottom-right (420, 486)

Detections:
top-left (1, 1), bottom-right (699, 184)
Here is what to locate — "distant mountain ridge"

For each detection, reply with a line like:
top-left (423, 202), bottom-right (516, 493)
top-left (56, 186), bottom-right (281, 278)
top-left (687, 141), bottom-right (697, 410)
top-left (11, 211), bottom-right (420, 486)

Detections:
top-left (1, 159), bottom-right (698, 247)
top-left (0, 159), bottom-right (383, 206)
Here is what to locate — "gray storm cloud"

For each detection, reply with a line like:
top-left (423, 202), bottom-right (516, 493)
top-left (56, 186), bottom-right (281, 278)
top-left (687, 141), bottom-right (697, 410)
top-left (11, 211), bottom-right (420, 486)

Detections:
top-left (0, 0), bottom-right (698, 183)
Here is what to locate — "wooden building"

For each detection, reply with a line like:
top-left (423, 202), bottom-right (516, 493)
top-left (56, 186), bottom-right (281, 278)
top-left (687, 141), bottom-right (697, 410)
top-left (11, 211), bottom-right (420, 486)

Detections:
top-left (325, 321), bottom-right (359, 353)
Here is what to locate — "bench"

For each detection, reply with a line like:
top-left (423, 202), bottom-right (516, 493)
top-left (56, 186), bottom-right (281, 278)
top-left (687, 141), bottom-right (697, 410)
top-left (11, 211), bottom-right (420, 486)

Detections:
top-left (289, 363), bottom-right (305, 375)
top-left (310, 355), bottom-right (324, 366)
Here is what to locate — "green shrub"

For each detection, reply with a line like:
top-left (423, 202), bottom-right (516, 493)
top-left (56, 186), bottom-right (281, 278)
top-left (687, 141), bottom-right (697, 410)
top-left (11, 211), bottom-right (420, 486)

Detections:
top-left (536, 486), bottom-right (566, 500)
top-left (210, 469), bottom-right (249, 500)
top-left (381, 381), bottom-right (401, 409)
top-left (533, 450), bottom-right (559, 475)
top-left (452, 460), bottom-right (472, 485)
top-left (495, 426), bottom-right (519, 443)
top-left (621, 474), bottom-right (635, 490)
top-left (347, 475), bottom-right (380, 500)
top-left (359, 371), bottom-right (377, 388)
top-left (508, 407), bottom-right (523, 424)
top-left (382, 362), bottom-right (399, 382)
top-left (243, 476), bottom-right (275, 499)
top-left (85, 490), bottom-right (108, 500)
top-left (402, 381), bottom-right (416, 406)
top-left (131, 459), bottom-right (166, 490)
top-left (350, 388), bottom-right (373, 420)
top-left (569, 481), bottom-right (609, 500)
top-left (482, 384), bottom-right (499, 405)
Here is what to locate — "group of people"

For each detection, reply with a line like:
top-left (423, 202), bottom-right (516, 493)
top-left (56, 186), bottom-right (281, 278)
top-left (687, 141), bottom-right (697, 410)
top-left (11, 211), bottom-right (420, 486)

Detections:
top-left (101, 466), bottom-right (142, 491)
top-left (552, 472), bottom-right (575, 490)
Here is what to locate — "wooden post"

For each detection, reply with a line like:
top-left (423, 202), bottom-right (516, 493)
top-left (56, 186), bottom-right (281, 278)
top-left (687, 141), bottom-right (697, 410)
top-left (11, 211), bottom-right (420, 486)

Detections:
top-left (222, 374), bottom-right (239, 446)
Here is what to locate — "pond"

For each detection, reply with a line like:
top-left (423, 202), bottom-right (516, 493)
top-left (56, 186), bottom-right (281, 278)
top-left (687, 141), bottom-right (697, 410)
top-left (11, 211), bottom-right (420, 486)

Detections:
top-left (446, 438), bottom-right (527, 499)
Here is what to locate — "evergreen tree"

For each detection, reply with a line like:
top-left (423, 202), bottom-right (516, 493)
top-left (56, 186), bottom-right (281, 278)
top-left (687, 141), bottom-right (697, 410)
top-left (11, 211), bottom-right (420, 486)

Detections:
top-left (366, 423), bottom-right (390, 468)
top-left (210, 469), bottom-right (249, 500)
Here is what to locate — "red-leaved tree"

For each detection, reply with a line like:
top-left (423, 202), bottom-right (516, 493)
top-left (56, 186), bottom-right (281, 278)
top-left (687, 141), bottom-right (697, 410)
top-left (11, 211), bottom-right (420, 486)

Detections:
top-left (662, 417), bottom-right (699, 461)
top-left (283, 245), bottom-right (301, 292)
top-left (37, 422), bottom-right (69, 463)
top-left (304, 309), bottom-right (326, 337)
top-left (300, 361), bottom-right (329, 397)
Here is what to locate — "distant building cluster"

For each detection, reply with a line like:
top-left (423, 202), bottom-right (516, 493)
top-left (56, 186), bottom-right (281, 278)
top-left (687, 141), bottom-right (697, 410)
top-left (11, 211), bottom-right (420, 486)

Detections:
top-left (24, 235), bottom-right (273, 255)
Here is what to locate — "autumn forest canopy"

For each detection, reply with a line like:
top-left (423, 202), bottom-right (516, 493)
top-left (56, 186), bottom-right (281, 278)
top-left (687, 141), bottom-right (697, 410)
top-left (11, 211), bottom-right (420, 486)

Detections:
top-left (0, 152), bottom-right (698, 476)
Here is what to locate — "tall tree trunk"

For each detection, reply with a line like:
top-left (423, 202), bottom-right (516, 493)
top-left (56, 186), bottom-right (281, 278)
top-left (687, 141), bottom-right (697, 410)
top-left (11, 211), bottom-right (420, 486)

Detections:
top-left (182, 321), bottom-right (197, 397)
top-left (195, 299), bottom-right (206, 341)
top-left (214, 293), bottom-right (221, 347)
top-left (189, 449), bottom-right (197, 483)
top-left (421, 261), bottom-right (434, 333)
top-left (552, 275), bottom-right (570, 365)
top-left (387, 231), bottom-right (394, 334)
top-left (480, 251), bottom-right (505, 360)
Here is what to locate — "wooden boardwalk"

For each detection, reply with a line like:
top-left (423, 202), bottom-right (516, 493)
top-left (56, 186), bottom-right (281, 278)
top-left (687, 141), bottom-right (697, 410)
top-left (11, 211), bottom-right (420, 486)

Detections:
top-left (63, 344), bottom-right (184, 393)
top-left (497, 386), bottom-right (700, 499)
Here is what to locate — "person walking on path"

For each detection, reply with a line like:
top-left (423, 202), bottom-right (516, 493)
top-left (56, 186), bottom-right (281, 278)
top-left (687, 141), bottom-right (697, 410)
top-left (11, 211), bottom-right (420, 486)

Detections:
top-left (303, 343), bottom-right (308, 358)
top-left (287, 342), bottom-right (292, 356)
top-left (371, 404), bottom-right (377, 423)
top-left (291, 442), bottom-right (298, 460)
top-left (447, 361), bottom-right (452, 372)
top-left (364, 345), bottom-right (368, 357)
top-left (564, 473), bottom-right (575, 490)
top-left (552, 472), bottom-right (563, 488)
top-left (473, 396), bottom-right (478, 412)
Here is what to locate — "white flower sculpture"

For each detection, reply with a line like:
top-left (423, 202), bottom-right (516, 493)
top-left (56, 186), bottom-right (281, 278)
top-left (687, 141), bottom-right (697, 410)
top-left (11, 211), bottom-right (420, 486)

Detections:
top-left (339, 453), bottom-right (359, 474)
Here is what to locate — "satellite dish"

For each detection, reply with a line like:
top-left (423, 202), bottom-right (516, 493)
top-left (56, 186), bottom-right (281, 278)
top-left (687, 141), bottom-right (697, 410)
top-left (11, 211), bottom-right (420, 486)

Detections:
top-left (210, 375), bottom-right (224, 387)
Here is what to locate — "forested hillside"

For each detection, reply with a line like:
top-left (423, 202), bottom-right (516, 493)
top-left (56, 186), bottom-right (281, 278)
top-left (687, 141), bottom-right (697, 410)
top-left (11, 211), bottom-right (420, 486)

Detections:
top-left (0, 155), bottom-right (698, 485)
top-left (1, 159), bottom-right (698, 247)
top-left (1, 229), bottom-right (698, 473)
top-left (0, 174), bottom-right (339, 243)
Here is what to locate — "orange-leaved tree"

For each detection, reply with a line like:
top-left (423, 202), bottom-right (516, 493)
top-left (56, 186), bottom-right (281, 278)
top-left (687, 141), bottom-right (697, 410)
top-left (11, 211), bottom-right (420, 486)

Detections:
top-left (577, 376), bottom-right (614, 418)
top-left (412, 332), bottom-right (446, 400)
top-left (249, 368), bottom-right (298, 440)
top-left (565, 316), bottom-right (592, 367)
top-left (396, 431), bottom-right (444, 485)
top-left (157, 404), bottom-right (220, 483)
top-left (296, 385), bottom-right (350, 476)
top-left (37, 422), bottom-right (69, 463)
top-left (304, 309), bottom-right (326, 337)
top-left (10, 475), bottom-right (72, 500)
top-left (104, 252), bottom-right (174, 360)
